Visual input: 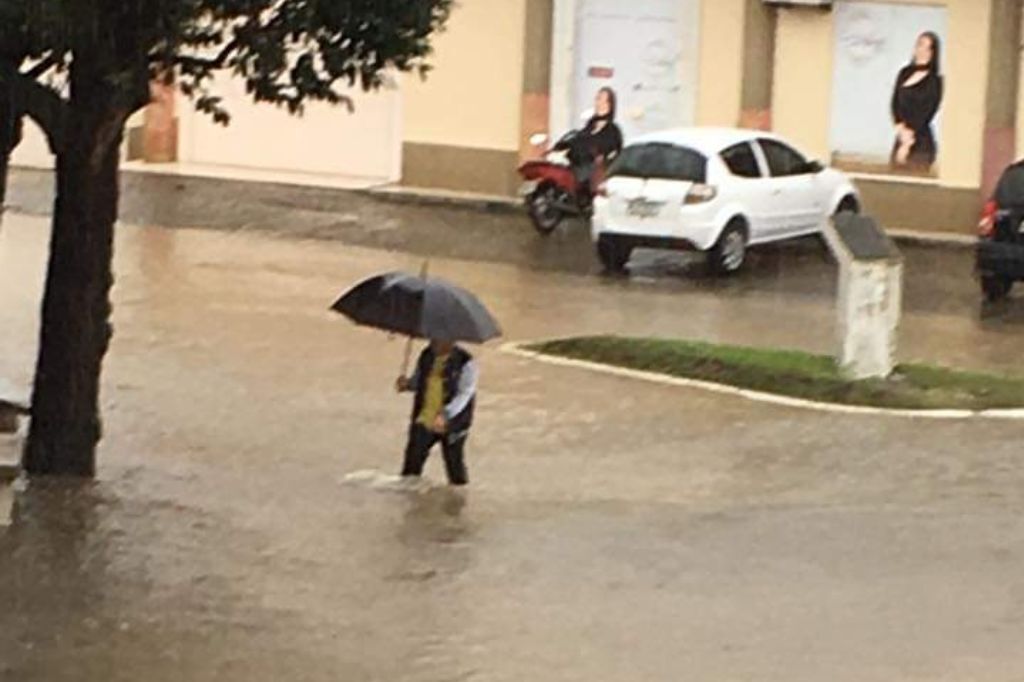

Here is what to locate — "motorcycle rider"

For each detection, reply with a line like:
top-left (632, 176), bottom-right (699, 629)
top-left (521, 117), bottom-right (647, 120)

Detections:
top-left (564, 87), bottom-right (624, 198)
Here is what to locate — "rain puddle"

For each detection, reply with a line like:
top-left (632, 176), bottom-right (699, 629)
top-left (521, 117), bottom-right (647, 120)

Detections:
top-left (342, 468), bottom-right (442, 494)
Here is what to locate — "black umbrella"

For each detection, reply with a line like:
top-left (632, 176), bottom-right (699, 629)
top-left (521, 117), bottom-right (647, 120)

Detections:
top-left (331, 269), bottom-right (502, 346)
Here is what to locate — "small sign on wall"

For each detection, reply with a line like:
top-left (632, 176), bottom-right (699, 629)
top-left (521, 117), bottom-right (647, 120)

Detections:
top-left (587, 66), bottom-right (614, 79)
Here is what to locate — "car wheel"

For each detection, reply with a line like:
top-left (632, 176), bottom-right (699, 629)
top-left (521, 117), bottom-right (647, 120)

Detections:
top-left (597, 236), bottom-right (632, 274)
top-left (981, 275), bottom-right (1013, 302)
top-left (708, 221), bottom-right (747, 276)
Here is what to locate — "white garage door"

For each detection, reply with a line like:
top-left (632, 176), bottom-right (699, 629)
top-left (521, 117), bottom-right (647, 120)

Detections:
top-left (10, 120), bottom-right (54, 170)
top-left (179, 74), bottom-right (402, 182)
top-left (573, 0), bottom-right (701, 140)
top-left (11, 110), bottom-right (142, 170)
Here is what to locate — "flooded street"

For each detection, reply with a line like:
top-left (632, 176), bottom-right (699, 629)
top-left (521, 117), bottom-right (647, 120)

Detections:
top-left (3, 207), bottom-right (1024, 681)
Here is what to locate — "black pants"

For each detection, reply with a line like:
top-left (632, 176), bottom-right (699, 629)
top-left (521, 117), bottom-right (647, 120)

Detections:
top-left (401, 424), bottom-right (469, 486)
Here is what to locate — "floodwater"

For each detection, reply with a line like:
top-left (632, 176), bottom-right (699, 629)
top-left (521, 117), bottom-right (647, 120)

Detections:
top-left (2, 211), bottom-right (1024, 681)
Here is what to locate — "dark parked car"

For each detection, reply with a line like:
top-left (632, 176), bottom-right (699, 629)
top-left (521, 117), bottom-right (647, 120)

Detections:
top-left (977, 160), bottom-right (1024, 301)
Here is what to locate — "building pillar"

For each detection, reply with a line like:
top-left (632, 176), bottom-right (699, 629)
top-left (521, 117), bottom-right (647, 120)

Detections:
top-left (143, 80), bottom-right (178, 163)
top-left (1018, 0), bottom-right (1024, 161)
top-left (982, 0), bottom-right (1021, 199)
top-left (739, 0), bottom-right (776, 130)
top-left (520, 0), bottom-right (554, 161)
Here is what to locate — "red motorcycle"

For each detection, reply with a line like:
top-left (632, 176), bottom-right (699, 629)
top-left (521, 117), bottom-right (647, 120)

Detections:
top-left (518, 129), bottom-right (606, 235)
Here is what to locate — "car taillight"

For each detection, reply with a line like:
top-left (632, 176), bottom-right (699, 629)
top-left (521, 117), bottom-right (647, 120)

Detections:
top-left (979, 199), bottom-right (998, 237)
top-left (684, 183), bottom-right (717, 205)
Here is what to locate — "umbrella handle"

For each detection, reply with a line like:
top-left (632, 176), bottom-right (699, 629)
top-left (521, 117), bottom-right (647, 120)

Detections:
top-left (401, 336), bottom-right (414, 377)
top-left (399, 259), bottom-right (429, 378)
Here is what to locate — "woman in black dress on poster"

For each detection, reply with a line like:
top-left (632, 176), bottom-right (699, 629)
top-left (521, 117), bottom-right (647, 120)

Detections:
top-left (890, 31), bottom-right (943, 173)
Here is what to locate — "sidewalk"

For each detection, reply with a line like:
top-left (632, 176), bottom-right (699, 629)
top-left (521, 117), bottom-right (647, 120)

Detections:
top-left (121, 163), bottom-right (970, 243)
top-left (6, 164), bottom-right (970, 244)
top-left (117, 161), bottom-right (521, 213)
top-left (119, 160), bottom-right (388, 192)
top-left (0, 415), bottom-right (22, 528)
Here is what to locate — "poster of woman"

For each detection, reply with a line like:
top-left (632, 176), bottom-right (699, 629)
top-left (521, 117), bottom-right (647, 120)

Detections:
top-left (829, 2), bottom-right (948, 177)
top-left (890, 32), bottom-right (944, 172)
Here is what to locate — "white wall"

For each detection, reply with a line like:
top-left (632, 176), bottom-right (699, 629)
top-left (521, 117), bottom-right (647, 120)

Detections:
top-left (178, 74), bottom-right (403, 181)
top-left (550, 0), bottom-right (702, 140)
top-left (11, 111), bottom-right (145, 171)
top-left (10, 121), bottom-right (54, 170)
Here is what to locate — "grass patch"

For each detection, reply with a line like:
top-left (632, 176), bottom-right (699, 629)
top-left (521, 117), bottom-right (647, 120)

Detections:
top-left (528, 336), bottom-right (1024, 411)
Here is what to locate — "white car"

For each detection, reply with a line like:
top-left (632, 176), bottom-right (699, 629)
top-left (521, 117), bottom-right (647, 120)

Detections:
top-left (592, 128), bottom-right (860, 274)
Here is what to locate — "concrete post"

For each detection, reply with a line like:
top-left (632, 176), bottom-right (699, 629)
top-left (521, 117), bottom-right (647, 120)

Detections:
top-left (1, 387), bottom-right (29, 498)
top-left (822, 213), bottom-right (904, 380)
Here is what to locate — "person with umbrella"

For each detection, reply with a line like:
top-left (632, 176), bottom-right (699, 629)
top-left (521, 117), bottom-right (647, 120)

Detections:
top-left (332, 268), bottom-right (500, 487)
top-left (395, 339), bottom-right (478, 486)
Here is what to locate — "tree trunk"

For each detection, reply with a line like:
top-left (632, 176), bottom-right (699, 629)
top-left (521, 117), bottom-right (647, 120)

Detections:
top-left (24, 79), bottom-right (125, 477)
top-left (0, 145), bottom-right (9, 218)
top-left (0, 77), bottom-right (21, 218)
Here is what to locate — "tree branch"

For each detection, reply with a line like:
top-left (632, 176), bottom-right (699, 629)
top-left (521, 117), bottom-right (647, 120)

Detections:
top-left (0, 58), bottom-right (69, 152)
top-left (12, 76), bottom-right (67, 153)
top-left (156, 38), bottom-right (241, 72)
top-left (22, 54), bottom-right (62, 81)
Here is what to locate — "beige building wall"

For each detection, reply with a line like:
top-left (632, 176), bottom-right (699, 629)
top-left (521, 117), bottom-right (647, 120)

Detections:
top-left (401, 0), bottom-right (528, 195)
top-left (696, 0), bottom-right (746, 127)
top-left (943, 0), bottom-right (993, 189)
top-left (692, 0), bottom-right (775, 129)
top-left (772, 8), bottom-right (834, 162)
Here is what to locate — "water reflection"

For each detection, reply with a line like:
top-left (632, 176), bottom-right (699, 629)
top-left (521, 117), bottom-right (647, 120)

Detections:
top-left (0, 480), bottom-right (111, 678)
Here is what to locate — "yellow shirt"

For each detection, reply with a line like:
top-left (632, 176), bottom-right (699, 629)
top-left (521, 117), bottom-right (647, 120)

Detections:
top-left (417, 354), bottom-right (450, 430)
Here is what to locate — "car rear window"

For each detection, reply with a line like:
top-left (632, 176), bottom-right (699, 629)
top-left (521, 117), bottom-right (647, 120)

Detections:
top-left (607, 143), bottom-right (707, 183)
top-left (995, 162), bottom-right (1024, 208)
top-left (721, 142), bottom-right (761, 178)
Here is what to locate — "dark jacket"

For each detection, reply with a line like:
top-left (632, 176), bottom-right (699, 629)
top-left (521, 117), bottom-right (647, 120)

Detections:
top-left (410, 346), bottom-right (476, 434)
top-left (582, 116), bottom-right (624, 162)
top-left (566, 117), bottom-right (623, 167)
top-left (890, 65), bottom-right (943, 167)
top-left (891, 65), bottom-right (943, 133)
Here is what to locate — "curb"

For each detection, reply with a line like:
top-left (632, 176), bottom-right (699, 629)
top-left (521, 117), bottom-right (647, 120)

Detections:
top-left (357, 190), bottom-right (973, 249)
top-left (501, 342), bottom-right (1024, 421)
top-left (0, 485), bottom-right (13, 527)
top-left (361, 185), bottom-right (521, 214)
top-left (888, 228), bottom-right (974, 250)
top-left (0, 414), bottom-right (25, 483)
top-left (0, 434), bottom-right (21, 483)
top-left (359, 187), bottom-right (973, 247)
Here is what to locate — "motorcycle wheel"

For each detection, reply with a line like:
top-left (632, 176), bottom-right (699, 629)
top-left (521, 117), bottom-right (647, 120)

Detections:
top-left (981, 275), bottom-right (1013, 302)
top-left (527, 186), bottom-right (564, 235)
